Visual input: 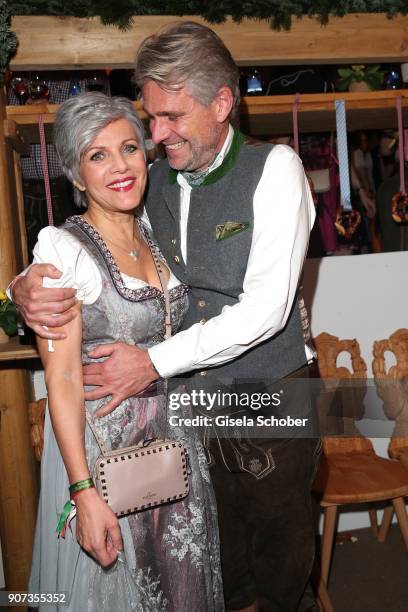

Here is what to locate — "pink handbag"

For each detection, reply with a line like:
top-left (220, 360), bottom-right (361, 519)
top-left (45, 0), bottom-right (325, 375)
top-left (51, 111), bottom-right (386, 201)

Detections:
top-left (87, 418), bottom-right (190, 516)
top-left (86, 224), bottom-right (190, 516)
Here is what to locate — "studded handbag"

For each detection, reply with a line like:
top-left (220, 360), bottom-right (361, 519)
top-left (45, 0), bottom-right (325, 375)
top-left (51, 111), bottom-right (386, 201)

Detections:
top-left (86, 224), bottom-right (190, 517)
top-left (87, 417), bottom-right (190, 516)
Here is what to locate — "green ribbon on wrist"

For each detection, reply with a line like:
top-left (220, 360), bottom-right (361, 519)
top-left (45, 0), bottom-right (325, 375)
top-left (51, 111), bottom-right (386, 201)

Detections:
top-left (56, 499), bottom-right (74, 536)
top-left (56, 477), bottom-right (94, 538)
top-left (69, 477), bottom-right (94, 496)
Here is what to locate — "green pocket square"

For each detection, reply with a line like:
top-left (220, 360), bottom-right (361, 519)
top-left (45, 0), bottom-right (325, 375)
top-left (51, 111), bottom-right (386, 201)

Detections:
top-left (216, 221), bottom-right (250, 241)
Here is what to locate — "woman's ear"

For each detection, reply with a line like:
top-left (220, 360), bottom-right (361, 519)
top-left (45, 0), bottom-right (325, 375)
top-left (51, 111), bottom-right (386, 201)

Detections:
top-left (73, 180), bottom-right (86, 192)
top-left (213, 86), bottom-right (234, 123)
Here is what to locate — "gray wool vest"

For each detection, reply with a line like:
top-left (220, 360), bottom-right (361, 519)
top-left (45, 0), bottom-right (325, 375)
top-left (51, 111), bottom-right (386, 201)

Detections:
top-left (145, 132), bottom-right (306, 382)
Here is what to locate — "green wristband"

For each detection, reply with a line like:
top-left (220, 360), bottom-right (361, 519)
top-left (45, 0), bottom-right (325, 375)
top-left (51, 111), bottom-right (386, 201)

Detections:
top-left (69, 477), bottom-right (94, 496)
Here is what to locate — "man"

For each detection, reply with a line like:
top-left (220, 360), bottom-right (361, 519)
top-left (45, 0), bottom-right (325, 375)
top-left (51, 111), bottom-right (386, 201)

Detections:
top-left (12, 22), bottom-right (318, 612)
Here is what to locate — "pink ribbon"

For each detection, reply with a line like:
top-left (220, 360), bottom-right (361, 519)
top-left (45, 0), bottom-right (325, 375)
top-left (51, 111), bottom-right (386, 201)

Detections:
top-left (292, 93), bottom-right (301, 156)
top-left (38, 115), bottom-right (55, 225)
top-left (396, 97), bottom-right (406, 195)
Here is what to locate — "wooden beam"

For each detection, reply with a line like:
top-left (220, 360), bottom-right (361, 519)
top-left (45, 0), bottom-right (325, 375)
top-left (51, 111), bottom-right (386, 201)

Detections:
top-left (12, 149), bottom-right (30, 268)
top-left (5, 120), bottom-right (31, 155)
top-left (10, 13), bottom-right (408, 70)
top-left (6, 90), bottom-right (408, 139)
top-left (0, 89), bottom-right (39, 592)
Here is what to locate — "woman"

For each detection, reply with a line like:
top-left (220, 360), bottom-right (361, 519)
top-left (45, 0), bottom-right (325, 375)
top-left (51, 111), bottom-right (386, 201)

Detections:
top-left (29, 92), bottom-right (223, 611)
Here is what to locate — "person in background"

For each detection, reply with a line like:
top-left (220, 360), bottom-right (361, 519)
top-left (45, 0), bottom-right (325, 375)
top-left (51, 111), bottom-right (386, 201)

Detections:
top-left (351, 131), bottom-right (375, 198)
top-left (376, 164), bottom-right (408, 252)
top-left (349, 132), bottom-right (381, 253)
top-left (372, 130), bottom-right (399, 188)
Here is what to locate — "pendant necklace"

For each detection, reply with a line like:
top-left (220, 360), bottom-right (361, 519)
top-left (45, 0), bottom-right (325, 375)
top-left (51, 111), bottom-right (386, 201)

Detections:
top-left (102, 222), bottom-right (141, 261)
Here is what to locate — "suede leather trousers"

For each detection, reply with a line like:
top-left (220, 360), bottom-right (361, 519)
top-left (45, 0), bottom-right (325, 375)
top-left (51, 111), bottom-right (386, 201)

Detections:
top-left (210, 436), bottom-right (322, 611)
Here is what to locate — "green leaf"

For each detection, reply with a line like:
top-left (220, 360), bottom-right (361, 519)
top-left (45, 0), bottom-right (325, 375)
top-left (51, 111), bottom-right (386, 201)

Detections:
top-left (0, 315), bottom-right (18, 336)
top-left (336, 77), bottom-right (351, 91)
top-left (338, 68), bottom-right (352, 78)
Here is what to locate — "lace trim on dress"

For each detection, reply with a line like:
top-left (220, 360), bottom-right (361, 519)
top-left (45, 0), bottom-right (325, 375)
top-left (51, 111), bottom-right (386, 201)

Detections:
top-left (67, 215), bottom-right (189, 304)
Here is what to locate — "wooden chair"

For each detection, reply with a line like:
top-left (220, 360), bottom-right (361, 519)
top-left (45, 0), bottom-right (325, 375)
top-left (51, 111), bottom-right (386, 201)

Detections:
top-left (373, 328), bottom-right (408, 541)
top-left (312, 332), bottom-right (408, 593)
top-left (28, 397), bottom-right (47, 462)
top-left (389, 437), bottom-right (408, 470)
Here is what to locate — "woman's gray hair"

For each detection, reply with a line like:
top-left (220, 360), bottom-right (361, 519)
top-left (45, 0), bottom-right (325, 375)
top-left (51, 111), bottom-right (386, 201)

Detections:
top-left (53, 92), bottom-right (145, 208)
top-left (134, 21), bottom-right (240, 119)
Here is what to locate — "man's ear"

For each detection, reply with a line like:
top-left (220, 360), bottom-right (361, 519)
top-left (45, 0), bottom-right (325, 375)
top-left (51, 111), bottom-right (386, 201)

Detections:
top-left (73, 180), bottom-right (86, 192)
top-left (213, 86), bottom-right (234, 123)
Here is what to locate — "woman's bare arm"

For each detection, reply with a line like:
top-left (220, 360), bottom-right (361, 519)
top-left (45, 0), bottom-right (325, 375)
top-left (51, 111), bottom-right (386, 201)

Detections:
top-left (37, 303), bottom-right (122, 566)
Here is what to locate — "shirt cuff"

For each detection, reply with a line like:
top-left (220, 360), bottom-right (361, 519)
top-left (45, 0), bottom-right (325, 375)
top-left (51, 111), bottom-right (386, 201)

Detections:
top-left (6, 267), bottom-right (31, 302)
top-left (148, 340), bottom-right (190, 379)
top-left (147, 347), bottom-right (165, 378)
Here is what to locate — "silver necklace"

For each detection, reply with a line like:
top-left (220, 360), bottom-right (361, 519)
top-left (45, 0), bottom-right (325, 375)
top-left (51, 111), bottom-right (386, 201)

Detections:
top-left (101, 223), bottom-right (141, 261)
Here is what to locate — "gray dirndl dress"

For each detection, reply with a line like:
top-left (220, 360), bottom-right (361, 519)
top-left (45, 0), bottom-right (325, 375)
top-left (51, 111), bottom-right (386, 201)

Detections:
top-left (28, 215), bottom-right (224, 612)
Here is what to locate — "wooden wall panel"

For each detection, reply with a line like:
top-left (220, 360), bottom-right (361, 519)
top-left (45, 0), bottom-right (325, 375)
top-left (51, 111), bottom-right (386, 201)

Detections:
top-left (10, 13), bottom-right (408, 70)
top-left (0, 90), bottom-right (38, 591)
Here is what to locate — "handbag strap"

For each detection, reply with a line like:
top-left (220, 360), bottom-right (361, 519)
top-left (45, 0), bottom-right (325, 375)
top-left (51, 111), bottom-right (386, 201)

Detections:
top-left (86, 219), bottom-right (173, 453)
top-left (142, 223), bottom-right (172, 438)
top-left (141, 222), bottom-right (172, 341)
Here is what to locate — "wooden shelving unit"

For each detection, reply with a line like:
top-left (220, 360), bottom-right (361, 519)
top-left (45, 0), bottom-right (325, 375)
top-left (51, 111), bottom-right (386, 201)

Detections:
top-left (0, 337), bottom-right (38, 362)
top-left (6, 89), bottom-right (408, 142)
top-left (240, 89), bottom-right (408, 135)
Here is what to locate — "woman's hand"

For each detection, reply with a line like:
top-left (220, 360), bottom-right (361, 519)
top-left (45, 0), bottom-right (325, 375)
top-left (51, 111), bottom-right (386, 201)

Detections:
top-left (74, 487), bottom-right (123, 567)
top-left (359, 188), bottom-right (376, 219)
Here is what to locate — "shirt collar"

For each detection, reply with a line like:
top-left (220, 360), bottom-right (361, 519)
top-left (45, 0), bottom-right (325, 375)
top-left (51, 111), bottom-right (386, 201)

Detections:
top-left (176, 125), bottom-right (234, 190)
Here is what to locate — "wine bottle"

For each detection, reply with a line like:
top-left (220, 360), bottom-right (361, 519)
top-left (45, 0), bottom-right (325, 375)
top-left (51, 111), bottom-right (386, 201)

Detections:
top-left (17, 317), bottom-right (35, 346)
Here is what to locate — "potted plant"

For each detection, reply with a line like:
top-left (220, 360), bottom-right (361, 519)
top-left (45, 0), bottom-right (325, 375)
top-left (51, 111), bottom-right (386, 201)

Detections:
top-left (337, 65), bottom-right (385, 92)
top-left (0, 290), bottom-right (17, 342)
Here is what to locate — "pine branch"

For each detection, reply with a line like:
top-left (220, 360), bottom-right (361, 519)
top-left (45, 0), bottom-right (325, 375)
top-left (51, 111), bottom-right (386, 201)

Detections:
top-left (2, 1), bottom-right (407, 78)
top-left (0, 0), bottom-right (18, 83)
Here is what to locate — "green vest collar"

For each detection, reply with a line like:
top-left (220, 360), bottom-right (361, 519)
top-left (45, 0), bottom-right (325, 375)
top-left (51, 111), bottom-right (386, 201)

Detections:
top-left (168, 130), bottom-right (246, 187)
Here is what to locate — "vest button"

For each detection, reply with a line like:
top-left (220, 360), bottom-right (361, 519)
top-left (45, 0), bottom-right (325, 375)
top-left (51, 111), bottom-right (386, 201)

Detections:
top-left (199, 370), bottom-right (207, 377)
top-left (198, 299), bottom-right (206, 308)
top-left (171, 238), bottom-right (177, 245)
top-left (173, 255), bottom-right (180, 264)
top-left (199, 318), bottom-right (206, 325)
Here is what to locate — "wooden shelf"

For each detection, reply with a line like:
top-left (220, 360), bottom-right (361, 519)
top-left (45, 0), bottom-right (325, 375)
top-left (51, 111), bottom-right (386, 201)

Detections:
top-left (6, 90), bottom-right (408, 140)
top-left (0, 336), bottom-right (39, 362)
top-left (9, 14), bottom-right (408, 70)
top-left (240, 89), bottom-right (408, 135)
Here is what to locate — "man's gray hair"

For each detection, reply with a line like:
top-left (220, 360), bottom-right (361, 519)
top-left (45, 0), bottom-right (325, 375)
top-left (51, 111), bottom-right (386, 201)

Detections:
top-left (53, 92), bottom-right (145, 208)
top-left (134, 21), bottom-right (240, 118)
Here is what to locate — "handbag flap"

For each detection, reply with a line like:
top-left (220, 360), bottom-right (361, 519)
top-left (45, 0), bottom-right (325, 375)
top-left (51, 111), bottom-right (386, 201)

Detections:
top-left (94, 441), bottom-right (189, 516)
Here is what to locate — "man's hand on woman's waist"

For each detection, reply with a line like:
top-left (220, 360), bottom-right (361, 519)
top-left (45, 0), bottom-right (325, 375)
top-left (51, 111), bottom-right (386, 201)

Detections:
top-left (84, 342), bottom-right (160, 417)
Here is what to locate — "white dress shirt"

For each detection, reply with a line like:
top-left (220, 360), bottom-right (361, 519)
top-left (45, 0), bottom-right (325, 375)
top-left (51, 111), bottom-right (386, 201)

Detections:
top-left (148, 128), bottom-right (316, 377)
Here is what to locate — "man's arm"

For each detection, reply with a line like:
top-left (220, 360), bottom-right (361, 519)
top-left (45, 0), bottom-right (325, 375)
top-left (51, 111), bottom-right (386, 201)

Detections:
top-left (84, 146), bottom-right (315, 413)
top-left (10, 211), bottom-right (153, 339)
top-left (150, 145), bottom-right (315, 376)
